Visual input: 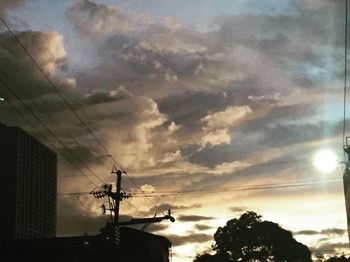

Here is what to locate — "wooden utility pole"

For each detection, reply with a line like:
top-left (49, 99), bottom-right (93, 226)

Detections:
top-left (90, 166), bottom-right (175, 244)
top-left (112, 168), bottom-right (122, 225)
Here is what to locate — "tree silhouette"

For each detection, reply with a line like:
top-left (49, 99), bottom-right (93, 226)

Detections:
top-left (325, 255), bottom-right (350, 262)
top-left (194, 211), bottom-right (311, 262)
top-left (194, 253), bottom-right (230, 262)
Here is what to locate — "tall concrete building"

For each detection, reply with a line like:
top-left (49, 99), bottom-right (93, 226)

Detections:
top-left (0, 123), bottom-right (57, 239)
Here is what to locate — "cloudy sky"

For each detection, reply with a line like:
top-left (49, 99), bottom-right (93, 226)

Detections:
top-left (0, 0), bottom-right (349, 261)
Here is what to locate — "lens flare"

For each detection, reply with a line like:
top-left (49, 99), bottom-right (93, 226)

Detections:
top-left (313, 149), bottom-right (337, 173)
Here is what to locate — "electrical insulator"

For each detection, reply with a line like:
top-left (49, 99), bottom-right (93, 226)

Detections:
top-left (91, 191), bottom-right (105, 199)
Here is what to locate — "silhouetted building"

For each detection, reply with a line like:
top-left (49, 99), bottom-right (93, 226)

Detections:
top-left (345, 168), bottom-right (350, 241)
top-left (344, 141), bottom-right (350, 242)
top-left (0, 123), bottom-right (57, 239)
top-left (0, 227), bottom-right (172, 262)
top-left (118, 227), bottom-right (172, 262)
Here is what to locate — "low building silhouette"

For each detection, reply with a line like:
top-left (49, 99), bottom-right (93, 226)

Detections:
top-left (0, 226), bottom-right (172, 262)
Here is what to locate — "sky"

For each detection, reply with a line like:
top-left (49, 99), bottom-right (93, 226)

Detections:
top-left (0, 0), bottom-right (349, 261)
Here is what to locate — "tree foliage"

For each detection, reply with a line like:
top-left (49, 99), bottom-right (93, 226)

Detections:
top-left (194, 253), bottom-right (230, 262)
top-left (325, 255), bottom-right (350, 262)
top-left (194, 211), bottom-right (312, 262)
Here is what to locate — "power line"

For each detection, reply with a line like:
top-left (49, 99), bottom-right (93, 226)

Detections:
top-left (344, 0), bottom-right (349, 159)
top-left (57, 157), bottom-right (308, 214)
top-left (0, 15), bottom-right (144, 196)
top-left (123, 199), bottom-right (149, 217)
top-left (59, 158), bottom-right (309, 179)
top-left (0, 67), bottom-right (113, 179)
top-left (57, 182), bottom-right (150, 218)
top-left (0, 89), bottom-right (97, 186)
top-left (0, 16), bottom-right (120, 171)
top-left (57, 177), bottom-right (341, 198)
top-left (76, 195), bottom-right (101, 212)
top-left (0, 16), bottom-right (173, 217)
top-left (130, 178), bottom-right (341, 197)
top-left (0, 76), bottom-right (103, 186)
top-left (57, 192), bottom-right (91, 197)
top-left (132, 176), bottom-right (338, 194)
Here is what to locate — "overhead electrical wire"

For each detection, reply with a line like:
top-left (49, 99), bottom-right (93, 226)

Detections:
top-left (0, 16), bottom-right (123, 170)
top-left (58, 158), bottom-right (309, 179)
top-left (1, 15), bottom-right (331, 218)
top-left (0, 68), bottom-right (112, 180)
top-left (56, 177), bottom-right (341, 198)
top-left (58, 157), bottom-right (308, 214)
top-left (131, 176), bottom-right (340, 194)
top-left (56, 156), bottom-right (317, 215)
top-left (0, 15), bottom-right (149, 197)
top-left (0, 16), bottom-right (119, 167)
top-left (62, 176), bottom-right (336, 222)
top-left (130, 178), bottom-right (341, 197)
top-left (0, 88), bottom-right (98, 187)
top-left (344, 0), bottom-right (349, 157)
top-left (70, 192), bottom-right (149, 218)
top-left (123, 199), bottom-right (149, 217)
top-left (76, 195), bottom-right (101, 212)
top-left (0, 77), bottom-right (103, 186)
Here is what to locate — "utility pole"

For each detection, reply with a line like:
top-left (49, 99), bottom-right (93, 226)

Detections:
top-left (90, 166), bottom-right (175, 245)
top-left (112, 167), bottom-right (122, 225)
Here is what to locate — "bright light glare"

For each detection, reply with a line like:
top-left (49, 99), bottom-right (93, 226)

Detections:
top-left (313, 149), bottom-right (337, 173)
top-left (0, 97), bottom-right (4, 101)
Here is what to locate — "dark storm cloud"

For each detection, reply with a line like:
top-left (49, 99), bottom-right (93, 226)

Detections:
top-left (194, 224), bottom-right (213, 231)
top-left (230, 206), bottom-right (247, 214)
top-left (188, 142), bottom-right (252, 167)
top-left (0, 3), bottom-right (346, 258)
top-left (185, 104), bottom-right (329, 168)
top-left (157, 90), bottom-right (243, 125)
top-left (311, 242), bottom-right (349, 254)
top-left (204, 2), bottom-right (343, 90)
top-left (65, 1), bottom-right (214, 98)
top-left (65, 0), bottom-right (344, 105)
top-left (58, 194), bottom-right (150, 237)
top-left (0, 30), bottom-right (68, 99)
top-left (123, 155), bottom-right (308, 198)
top-left (83, 86), bottom-right (133, 105)
top-left (214, 0), bottom-right (343, 51)
top-left (215, 11), bottom-right (341, 47)
top-left (63, 145), bottom-right (105, 166)
top-left (320, 228), bottom-right (347, 236)
top-left (63, 0), bottom-right (344, 145)
top-left (148, 223), bottom-right (169, 233)
top-left (295, 228), bottom-right (346, 237)
top-left (295, 230), bottom-right (320, 236)
top-left (177, 215), bottom-right (215, 222)
top-left (2, 0), bottom-right (345, 240)
top-left (75, 30), bottom-right (209, 99)
top-left (66, 0), bottom-right (152, 40)
top-left (57, 197), bottom-right (133, 236)
top-left (262, 122), bottom-right (336, 147)
top-left (0, 0), bottom-right (25, 16)
top-left (166, 233), bottom-right (213, 246)
top-left (148, 203), bottom-right (202, 214)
